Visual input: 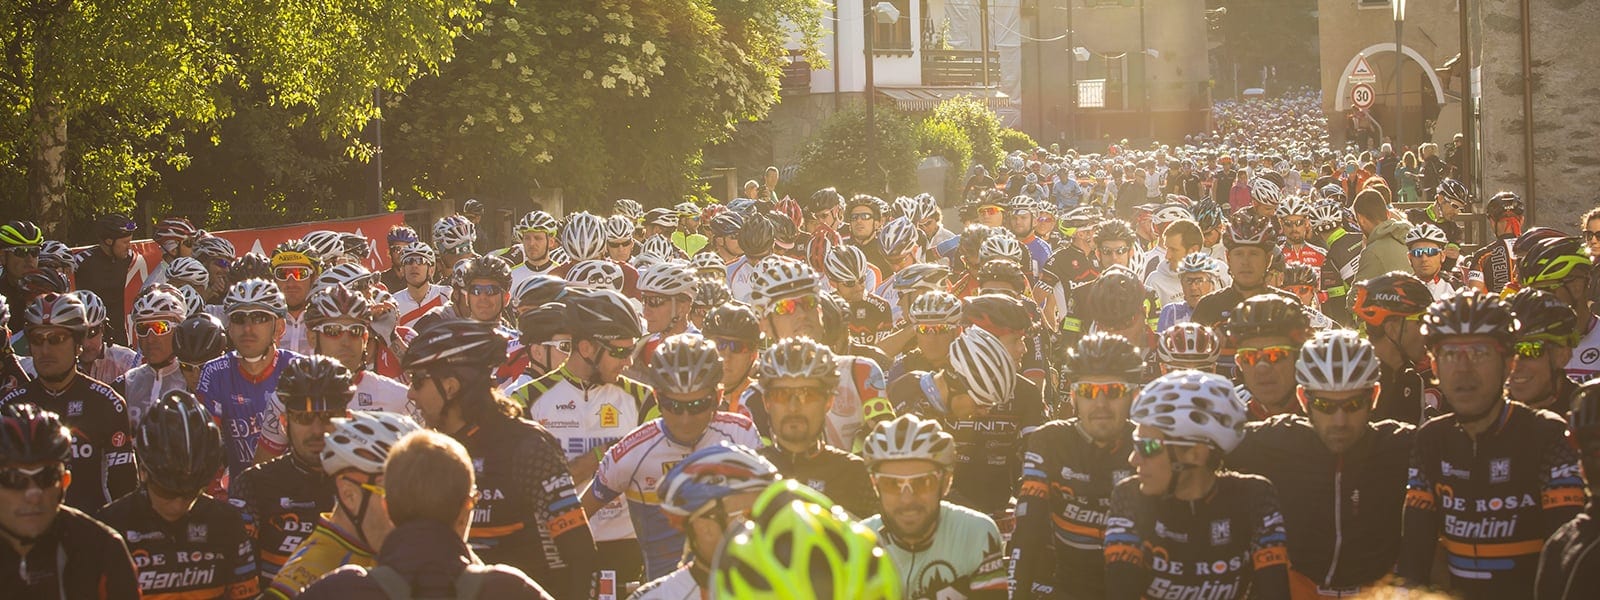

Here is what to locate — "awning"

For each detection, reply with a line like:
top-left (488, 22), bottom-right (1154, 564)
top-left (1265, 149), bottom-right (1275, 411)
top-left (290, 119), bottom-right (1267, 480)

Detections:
top-left (876, 86), bottom-right (1014, 112)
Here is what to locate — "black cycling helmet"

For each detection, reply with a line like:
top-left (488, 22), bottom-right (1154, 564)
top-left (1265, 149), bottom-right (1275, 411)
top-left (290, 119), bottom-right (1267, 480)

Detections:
top-left (1225, 294), bottom-right (1311, 342)
top-left (703, 303), bottom-right (761, 344)
top-left (20, 269), bottom-right (70, 296)
top-left (737, 211), bottom-right (780, 256)
top-left (708, 211), bottom-right (744, 238)
top-left (1065, 332), bottom-right (1145, 379)
top-left (1485, 191), bottom-right (1525, 221)
top-left (1093, 219), bottom-right (1138, 247)
top-left (564, 287), bottom-right (646, 341)
top-left (511, 273), bottom-right (566, 309)
top-left (0, 402), bottom-right (71, 466)
top-left (277, 355), bottom-right (356, 412)
top-left (1420, 290), bottom-right (1520, 347)
top-left (1080, 267), bottom-right (1146, 327)
top-left (975, 259), bottom-right (1027, 291)
top-left (1569, 379), bottom-right (1600, 444)
top-left (340, 233), bottom-right (371, 262)
top-left (137, 391), bottom-right (225, 494)
top-left (229, 252), bottom-right (272, 283)
top-left (1224, 215), bottom-right (1277, 251)
top-left (816, 292), bottom-right (850, 347)
top-left (1514, 227), bottom-right (1570, 258)
top-left (962, 293), bottom-right (1033, 333)
top-left (462, 198), bottom-right (485, 217)
top-left (804, 188), bottom-right (843, 215)
top-left (1191, 199), bottom-right (1227, 231)
top-left (175, 314), bottom-right (229, 366)
top-left (461, 255), bottom-right (513, 289)
top-left (517, 302), bottom-right (568, 344)
top-left (403, 319), bottom-right (509, 373)
top-left (1282, 262), bottom-right (1318, 288)
top-left (94, 213), bottom-right (138, 240)
top-left (845, 194), bottom-right (884, 219)
top-left (0, 221), bottom-right (43, 249)
top-left (1508, 288), bottom-right (1579, 346)
top-left (1350, 271), bottom-right (1432, 327)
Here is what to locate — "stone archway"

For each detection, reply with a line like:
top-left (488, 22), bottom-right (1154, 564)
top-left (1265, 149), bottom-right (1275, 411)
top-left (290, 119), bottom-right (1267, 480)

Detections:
top-left (1333, 44), bottom-right (1446, 112)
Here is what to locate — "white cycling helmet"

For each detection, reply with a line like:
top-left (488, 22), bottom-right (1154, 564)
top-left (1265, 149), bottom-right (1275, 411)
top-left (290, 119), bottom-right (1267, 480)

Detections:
top-left (72, 291), bottom-right (108, 328)
top-left (947, 327), bottom-right (1017, 408)
top-left (603, 215), bottom-right (635, 242)
top-left (166, 257), bottom-right (210, 290)
top-left (891, 263), bottom-right (951, 294)
top-left (1156, 322), bottom-right (1221, 369)
top-left (614, 198), bottom-right (645, 222)
top-left (978, 235), bottom-right (1026, 267)
top-left (648, 333), bottom-right (723, 395)
top-left (638, 261), bottom-right (696, 298)
top-left (1295, 329), bottom-right (1381, 393)
top-left (225, 278), bottom-right (288, 316)
top-left (302, 230), bottom-right (345, 262)
top-left (907, 290), bottom-right (963, 325)
top-left (639, 235), bottom-right (683, 261)
top-left (398, 241), bottom-right (435, 265)
top-left (823, 245), bottom-right (870, 284)
top-left (688, 252), bottom-right (726, 279)
top-left (891, 196), bottom-right (918, 220)
top-left (756, 336), bottom-right (839, 386)
top-left (1152, 205), bottom-right (1194, 228)
top-left (878, 216), bottom-right (919, 257)
top-left (566, 259), bottom-right (625, 292)
top-left (192, 236), bottom-right (236, 264)
top-left (515, 211), bottom-right (560, 236)
top-left (432, 216), bottom-right (477, 253)
top-left (547, 246), bottom-right (570, 266)
top-left (748, 256), bottom-right (821, 314)
top-left (1275, 195), bottom-right (1313, 218)
top-left (1405, 222), bottom-right (1449, 247)
top-left (560, 212), bottom-right (608, 261)
top-left (176, 285), bottom-right (206, 318)
top-left (863, 413), bottom-right (955, 470)
top-left (1130, 370), bottom-right (1248, 453)
top-left (25, 293), bottom-right (88, 332)
top-left (911, 194), bottom-right (939, 223)
top-left (659, 442), bottom-right (780, 523)
top-left (131, 289), bottom-right (187, 324)
top-left (315, 263), bottom-right (377, 295)
top-left (320, 411), bottom-right (423, 476)
top-left (1249, 178), bottom-right (1282, 207)
top-left (38, 241), bottom-right (77, 272)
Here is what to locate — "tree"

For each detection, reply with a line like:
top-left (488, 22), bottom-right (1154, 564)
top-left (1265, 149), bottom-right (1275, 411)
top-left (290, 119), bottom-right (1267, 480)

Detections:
top-left (930, 96), bottom-right (1003, 174)
top-left (0, 0), bottom-right (484, 234)
top-left (792, 104), bottom-right (919, 198)
top-left (382, 0), bottom-right (826, 211)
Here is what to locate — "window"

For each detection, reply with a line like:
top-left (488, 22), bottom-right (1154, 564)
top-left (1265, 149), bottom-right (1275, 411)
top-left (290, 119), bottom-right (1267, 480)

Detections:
top-left (871, 0), bottom-right (913, 52)
top-left (1078, 53), bottom-right (1126, 109)
top-left (1356, 0), bottom-right (1392, 8)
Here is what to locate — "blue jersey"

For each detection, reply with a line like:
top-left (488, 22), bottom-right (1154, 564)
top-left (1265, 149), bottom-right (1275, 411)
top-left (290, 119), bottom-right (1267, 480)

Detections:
top-left (197, 350), bottom-right (301, 477)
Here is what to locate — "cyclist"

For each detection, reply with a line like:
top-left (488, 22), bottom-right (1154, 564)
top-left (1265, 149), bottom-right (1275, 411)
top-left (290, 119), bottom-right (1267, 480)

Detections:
top-left (1400, 291), bottom-right (1586, 598)
top-left (705, 209), bottom-right (745, 268)
top-left (1406, 223), bottom-right (1462, 299)
top-left (711, 479), bottom-right (901, 600)
top-left (824, 244), bottom-right (891, 346)
top-left (510, 210), bottom-right (561, 288)
top-left (1350, 271), bottom-right (1441, 424)
top-left (1311, 199), bottom-right (1364, 327)
top-left (76, 213), bottom-right (139, 346)
top-left (1157, 252), bottom-right (1226, 332)
top-left (195, 279), bottom-right (300, 474)
top-left (552, 212), bottom-right (640, 295)
top-left (1277, 196), bottom-right (1327, 274)
top-left (1227, 294), bottom-right (1313, 420)
top-left (268, 240), bottom-right (321, 355)
top-left (391, 242), bottom-right (450, 330)
top-left (1041, 207), bottom-right (1103, 296)
top-left (885, 290), bottom-right (962, 383)
top-left (1192, 216), bottom-right (1291, 329)
top-left (633, 442), bottom-right (779, 599)
top-left (402, 319), bottom-right (596, 599)
top-left (635, 261), bottom-right (697, 371)
top-left (1229, 330), bottom-right (1415, 598)
top-left (0, 298), bottom-right (26, 396)
top-left (175, 314), bottom-right (228, 392)
top-left (687, 278), bottom-right (728, 331)
top-left (266, 411), bottom-right (421, 599)
top-left (1282, 262), bottom-right (1336, 330)
top-left (144, 217), bottom-right (200, 291)
top-left (703, 303), bottom-right (761, 416)
top-left (431, 214), bottom-right (478, 273)
top-left (583, 333), bottom-right (762, 581)
top-left (1, 292), bottom-right (137, 511)
top-left (1013, 333), bottom-right (1144, 600)
top-left (862, 413), bottom-right (1006, 599)
top-left (1517, 237), bottom-right (1600, 382)
top-left (503, 301), bottom-right (569, 399)
top-left (1508, 288), bottom-right (1581, 412)
top-left (727, 210), bottom-right (783, 304)
top-left (1466, 191), bottom-right (1524, 294)
top-left (376, 225), bottom-right (416, 293)
top-left (115, 288), bottom-right (189, 424)
top-left (1405, 177), bottom-right (1469, 267)
top-left (71, 291), bottom-right (138, 385)
top-left (98, 391), bottom-right (258, 599)
top-left (229, 355), bottom-right (348, 587)
top-left (751, 336), bottom-right (876, 516)
top-left (1536, 380), bottom-right (1600, 600)
top-left (1106, 370), bottom-right (1290, 600)
top-left (0, 402), bottom-right (141, 599)
top-left (1157, 321), bottom-right (1221, 373)
top-left (844, 194), bottom-right (892, 275)
top-left (1145, 218), bottom-right (1207, 307)
top-left (940, 326), bottom-right (1043, 521)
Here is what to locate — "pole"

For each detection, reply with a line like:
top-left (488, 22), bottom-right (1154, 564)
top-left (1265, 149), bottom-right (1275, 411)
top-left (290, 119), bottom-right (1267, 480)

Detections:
top-left (979, 0), bottom-right (991, 89)
top-left (374, 87), bottom-right (384, 213)
top-left (1139, 0), bottom-right (1150, 140)
top-left (1457, 0), bottom-right (1474, 197)
top-left (1066, 1), bottom-right (1075, 146)
top-left (1394, 4), bottom-right (1404, 150)
top-left (864, 3), bottom-right (878, 192)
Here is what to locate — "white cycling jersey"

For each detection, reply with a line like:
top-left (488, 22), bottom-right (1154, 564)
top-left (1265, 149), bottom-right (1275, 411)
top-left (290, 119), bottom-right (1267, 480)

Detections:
top-left (628, 566), bottom-right (701, 600)
top-left (260, 370), bottom-right (423, 450)
top-left (393, 284), bottom-right (451, 330)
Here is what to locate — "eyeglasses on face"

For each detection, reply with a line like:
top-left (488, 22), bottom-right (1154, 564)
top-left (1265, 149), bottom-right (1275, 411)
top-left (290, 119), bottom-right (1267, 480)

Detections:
top-left (400, 257), bottom-right (432, 266)
top-left (468, 283), bottom-right (504, 297)
top-left (601, 342), bottom-right (636, 359)
top-left (1300, 389), bottom-right (1371, 415)
top-left (1408, 247), bottom-right (1443, 258)
top-left (915, 324), bottom-right (956, 335)
top-left (714, 338), bottom-right (754, 354)
top-left (228, 311), bottom-right (276, 326)
top-left (286, 409), bottom-right (346, 426)
top-left (977, 206), bottom-right (1005, 216)
top-left (274, 266), bottom-right (314, 281)
top-left (1074, 382), bottom-right (1134, 401)
top-left (661, 393), bottom-right (718, 415)
top-left (765, 386), bottom-right (830, 407)
top-left (0, 463), bottom-right (66, 491)
top-left (1284, 285), bottom-right (1317, 297)
top-left (641, 294), bottom-right (676, 308)
top-left (1234, 345), bottom-right (1294, 368)
top-left (25, 330), bottom-right (73, 347)
top-left (313, 323), bottom-right (367, 339)
top-left (768, 296), bottom-right (818, 317)
top-left (1434, 342), bottom-right (1502, 365)
top-left (871, 470), bottom-right (944, 497)
top-left (135, 320), bottom-right (176, 338)
top-left (1099, 245), bottom-right (1132, 256)
top-left (849, 212), bottom-right (876, 221)
top-left (539, 339), bottom-right (573, 354)
top-left (1133, 437), bottom-right (1179, 458)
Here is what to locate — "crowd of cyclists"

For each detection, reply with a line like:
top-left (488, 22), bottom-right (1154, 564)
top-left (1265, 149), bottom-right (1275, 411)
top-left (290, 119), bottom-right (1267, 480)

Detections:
top-left (5, 93), bottom-right (1600, 600)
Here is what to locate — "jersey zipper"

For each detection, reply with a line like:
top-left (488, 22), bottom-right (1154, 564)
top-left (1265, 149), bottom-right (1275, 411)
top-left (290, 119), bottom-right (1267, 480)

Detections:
top-left (1324, 456), bottom-right (1344, 588)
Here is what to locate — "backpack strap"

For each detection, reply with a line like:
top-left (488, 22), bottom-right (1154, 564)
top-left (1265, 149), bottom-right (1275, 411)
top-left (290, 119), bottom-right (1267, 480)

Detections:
top-left (368, 565), bottom-right (414, 600)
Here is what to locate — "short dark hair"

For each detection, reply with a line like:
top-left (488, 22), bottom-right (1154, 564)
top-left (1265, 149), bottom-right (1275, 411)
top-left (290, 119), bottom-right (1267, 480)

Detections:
top-left (1353, 188), bottom-right (1389, 222)
top-left (1164, 220), bottom-right (1203, 250)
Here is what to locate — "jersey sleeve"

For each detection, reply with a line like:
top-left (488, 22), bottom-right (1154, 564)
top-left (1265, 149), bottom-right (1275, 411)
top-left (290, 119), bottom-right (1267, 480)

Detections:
top-left (1399, 429), bottom-right (1440, 585)
top-left (968, 520), bottom-right (1010, 599)
top-left (1010, 431), bottom-right (1058, 600)
top-left (588, 429), bottom-right (634, 505)
top-left (97, 385), bottom-right (139, 503)
top-left (1104, 481), bottom-right (1154, 600)
top-left (225, 506), bottom-right (262, 599)
top-left (99, 529), bottom-right (144, 600)
top-left (518, 426), bottom-right (598, 600)
top-left (1538, 423), bottom-right (1588, 536)
top-left (1247, 479), bottom-right (1291, 600)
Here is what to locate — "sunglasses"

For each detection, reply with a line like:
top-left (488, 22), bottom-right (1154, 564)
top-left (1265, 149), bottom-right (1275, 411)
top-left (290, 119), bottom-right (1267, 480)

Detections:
top-left (1285, 285), bottom-right (1316, 297)
top-left (871, 470), bottom-right (944, 497)
top-left (1280, 218), bottom-right (1309, 228)
top-left (1074, 381), bottom-right (1135, 401)
top-left (539, 339), bottom-right (573, 354)
top-left (228, 311), bottom-right (275, 326)
top-left (915, 324), bottom-right (957, 335)
top-left (661, 393), bottom-right (718, 415)
top-left (1300, 390), bottom-right (1371, 414)
top-left (25, 331), bottom-right (72, 347)
top-left (714, 338), bottom-right (754, 354)
top-left (0, 464), bottom-right (66, 491)
top-left (601, 342), bottom-right (636, 359)
top-left (1408, 247), bottom-right (1443, 258)
top-left (5, 246), bottom-right (40, 258)
top-left (286, 409), bottom-right (347, 426)
top-left (135, 320), bottom-right (176, 338)
top-left (1435, 342), bottom-right (1502, 364)
top-left (1582, 230), bottom-right (1600, 241)
top-left (641, 295), bottom-right (676, 308)
top-left (769, 296), bottom-right (818, 317)
top-left (400, 256), bottom-right (432, 266)
top-left (274, 266), bottom-right (314, 281)
top-left (849, 213), bottom-right (876, 221)
top-left (977, 206), bottom-right (1005, 216)
top-left (313, 323), bottom-right (367, 339)
top-left (1514, 341), bottom-right (1549, 359)
top-left (1235, 345), bottom-right (1295, 368)
top-left (468, 284), bottom-right (504, 297)
top-left (766, 386), bottom-right (830, 407)
top-left (1099, 246), bottom-right (1132, 256)
top-left (179, 361), bottom-right (203, 374)
top-left (831, 279), bottom-right (863, 289)
top-left (405, 371), bottom-right (434, 389)
top-left (1133, 437), bottom-right (1182, 458)
top-left (607, 240), bottom-right (633, 248)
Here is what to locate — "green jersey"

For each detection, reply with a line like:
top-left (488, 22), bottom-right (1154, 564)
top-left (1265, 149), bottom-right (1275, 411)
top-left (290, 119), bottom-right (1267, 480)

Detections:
top-left (862, 502), bottom-right (1008, 599)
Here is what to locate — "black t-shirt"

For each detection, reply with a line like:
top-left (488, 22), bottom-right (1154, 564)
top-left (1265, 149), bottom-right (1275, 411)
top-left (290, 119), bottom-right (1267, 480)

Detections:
top-left (0, 505), bottom-right (141, 600)
top-left (758, 444), bottom-right (877, 519)
top-left (1, 374), bottom-right (137, 512)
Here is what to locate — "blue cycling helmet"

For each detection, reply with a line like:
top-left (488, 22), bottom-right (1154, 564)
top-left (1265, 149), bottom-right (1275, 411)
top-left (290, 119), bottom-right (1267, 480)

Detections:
top-left (658, 442), bottom-right (779, 529)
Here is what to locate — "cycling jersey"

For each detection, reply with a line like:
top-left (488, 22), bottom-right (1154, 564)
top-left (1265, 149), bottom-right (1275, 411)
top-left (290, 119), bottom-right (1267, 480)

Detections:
top-left (743, 355), bottom-right (892, 451)
top-left (589, 413), bottom-right (762, 580)
top-left (725, 255), bottom-right (757, 304)
top-left (862, 502), bottom-right (1008, 600)
top-left (1318, 228), bottom-right (1363, 327)
top-left (1229, 415), bottom-right (1415, 594)
top-left (1, 373), bottom-right (138, 511)
top-left (885, 348), bottom-right (939, 385)
top-left (392, 283), bottom-right (450, 330)
top-left (0, 350), bottom-right (29, 396)
top-left (1421, 273), bottom-right (1464, 300)
top-left (96, 489), bottom-right (259, 600)
top-left (451, 412), bottom-right (597, 600)
top-left (888, 371), bottom-right (1049, 515)
top-left (1467, 236), bottom-right (1516, 295)
top-left (0, 504), bottom-right (141, 600)
top-left (510, 260), bottom-right (558, 292)
top-left (1280, 242), bottom-right (1327, 270)
top-left (196, 349), bottom-right (301, 477)
top-left (1535, 501), bottom-right (1600, 600)
top-left (229, 452), bottom-right (333, 587)
top-left (1041, 246), bottom-right (1099, 289)
top-left (116, 361), bottom-right (187, 427)
top-left (280, 310), bottom-right (311, 356)
top-left (1157, 301), bottom-right (1195, 332)
top-left (628, 565), bottom-right (706, 600)
top-left (846, 293), bottom-right (893, 347)
top-left (1564, 316), bottom-right (1600, 383)
top-left (1012, 420), bottom-right (1135, 600)
top-left (517, 366), bottom-right (652, 543)
top-left (1401, 401), bottom-right (1586, 598)
top-left (83, 343), bottom-right (139, 385)
top-left (1105, 472), bottom-right (1292, 600)
top-left (259, 370), bottom-right (422, 455)
top-left (757, 443), bottom-right (877, 519)
top-left (266, 515), bottom-right (374, 599)
top-left (1375, 363), bottom-right (1442, 425)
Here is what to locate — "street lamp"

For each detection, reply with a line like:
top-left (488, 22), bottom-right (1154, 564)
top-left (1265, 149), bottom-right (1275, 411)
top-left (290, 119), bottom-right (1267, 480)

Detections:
top-left (864, 1), bottom-right (901, 194)
top-left (1394, 0), bottom-right (1406, 149)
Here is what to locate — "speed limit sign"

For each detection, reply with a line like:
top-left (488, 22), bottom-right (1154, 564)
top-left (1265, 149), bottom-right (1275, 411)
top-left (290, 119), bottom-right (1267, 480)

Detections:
top-left (1351, 83), bottom-right (1375, 109)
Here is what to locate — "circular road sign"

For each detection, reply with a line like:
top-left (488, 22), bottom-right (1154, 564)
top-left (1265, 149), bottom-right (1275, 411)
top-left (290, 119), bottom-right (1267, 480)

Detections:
top-left (1351, 83), bottom-right (1375, 109)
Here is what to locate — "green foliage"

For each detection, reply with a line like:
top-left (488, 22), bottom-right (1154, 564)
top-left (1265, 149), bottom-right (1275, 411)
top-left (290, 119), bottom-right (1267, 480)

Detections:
top-left (998, 128), bottom-right (1039, 153)
top-left (917, 118), bottom-right (972, 203)
top-left (793, 104), bottom-right (919, 198)
top-left (930, 97), bottom-right (1002, 174)
top-left (1208, 0), bottom-right (1318, 90)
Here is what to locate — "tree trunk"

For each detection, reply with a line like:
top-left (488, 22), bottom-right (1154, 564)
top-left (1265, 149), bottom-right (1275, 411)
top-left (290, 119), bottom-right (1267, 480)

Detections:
top-left (27, 99), bottom-right (68, 238)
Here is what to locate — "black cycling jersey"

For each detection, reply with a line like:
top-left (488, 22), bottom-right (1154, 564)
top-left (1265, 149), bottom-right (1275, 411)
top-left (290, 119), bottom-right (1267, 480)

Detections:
top-left (1105, 472), bottom-right (1292, 600)
top-left (1375, 363), bottom-right (1441, 426)
top-left (97, 489), bottom-right (259, 599)
top-left (452, 413), bottom-right (597, 600)
top-left (1, 373), bottom-right (137, 512)
top-left (892, 371), bottom-right (1049, 516)
top-left (846, 293), bottom-right (893, 348)
top-left (1468, 235), bottom-right (1517, 295)
top-left (0, 351), bottom-right (30, 396)
top-left (1229, 415), bottom-right (1415, 593)
top-left (229, 453), bottom-right (335, 587)
top-left (1536, 501), bottom-right (1600, 600)
top-left (758, 443), bottom-right (877, 519)
top-left (1319, 228), bottom-right (1363, 327)
top-left (1401, 401), bottom-right (1586, 599)
top-left (76, 246), bottom-right (134, 347)
top-left (0, 504), bottom-right (141, 600)
top-left (886, 348), bottom-right (938, 386)
top-left (1041, 246), bottom-right (1099, 289)
top-left (1012, 419), bottom-right (1135, 600)
top-left (1190, 286), bottom-right (1298, 329)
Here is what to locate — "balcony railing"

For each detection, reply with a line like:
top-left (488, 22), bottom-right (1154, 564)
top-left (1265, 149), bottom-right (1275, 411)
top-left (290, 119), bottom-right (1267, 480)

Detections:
top-left (922, 49), bottom-right (1002, 87)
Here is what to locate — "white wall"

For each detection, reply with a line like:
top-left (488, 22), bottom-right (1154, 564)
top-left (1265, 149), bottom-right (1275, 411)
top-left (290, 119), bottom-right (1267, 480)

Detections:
top-left (792, 0), bottom-right (925, 95)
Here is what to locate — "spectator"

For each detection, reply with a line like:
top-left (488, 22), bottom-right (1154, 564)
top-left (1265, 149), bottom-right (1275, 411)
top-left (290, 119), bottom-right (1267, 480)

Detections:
top-left (1352, 188), bottom-right (1411, 282)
